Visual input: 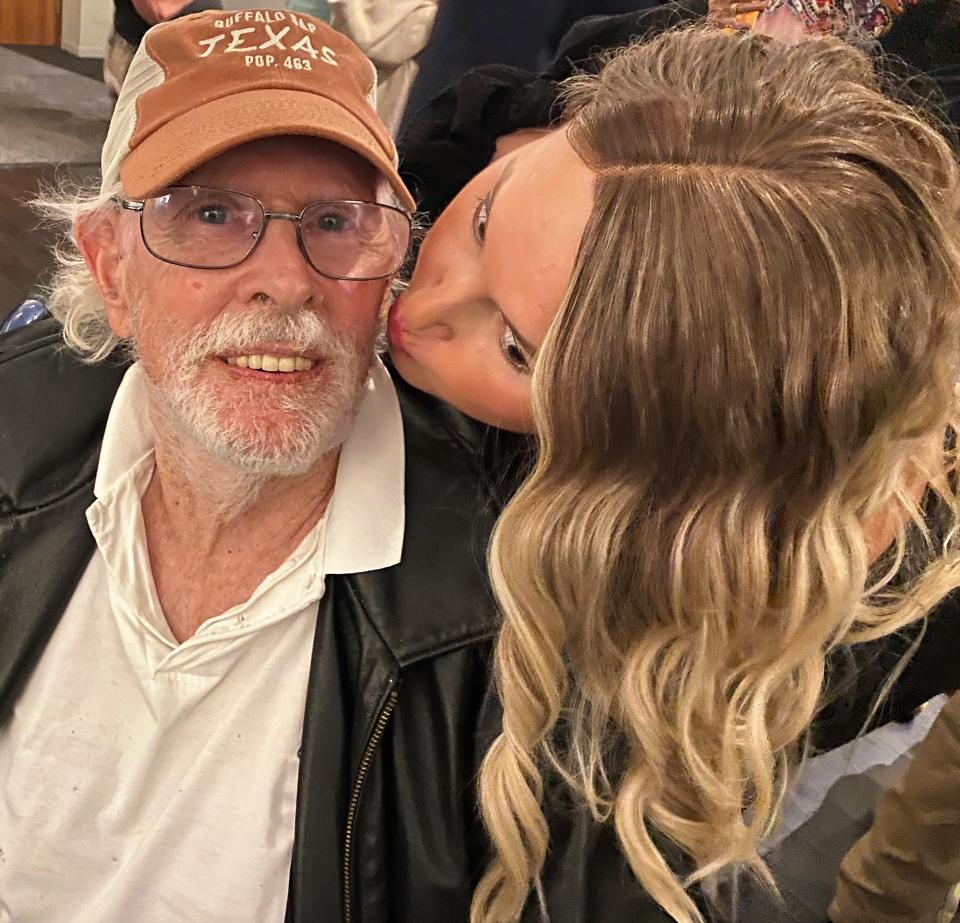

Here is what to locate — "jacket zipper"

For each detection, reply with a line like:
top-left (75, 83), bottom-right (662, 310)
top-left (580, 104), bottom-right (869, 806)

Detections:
top-left (343, 685), bottom-right (399, 923)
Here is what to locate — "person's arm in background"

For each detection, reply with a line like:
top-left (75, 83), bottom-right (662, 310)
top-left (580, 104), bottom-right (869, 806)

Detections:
top-left (829, 690), bottom-right (960, 923)
top-left (130, 0), bottom-right (219, 24)
top-left (130, 0), bottom-right (192, 23)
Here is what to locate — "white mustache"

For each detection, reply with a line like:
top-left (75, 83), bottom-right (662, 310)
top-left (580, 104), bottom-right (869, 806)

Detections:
top-left (176, 310), bottom-right (350, 367)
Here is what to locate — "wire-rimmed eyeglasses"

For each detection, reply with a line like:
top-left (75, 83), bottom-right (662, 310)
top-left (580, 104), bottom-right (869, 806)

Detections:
top-left (117, 185), bottom-right (412, 282)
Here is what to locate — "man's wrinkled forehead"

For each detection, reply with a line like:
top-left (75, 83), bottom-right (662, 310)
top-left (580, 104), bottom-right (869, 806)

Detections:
top-left (166, 136), bottom-right (383, 207)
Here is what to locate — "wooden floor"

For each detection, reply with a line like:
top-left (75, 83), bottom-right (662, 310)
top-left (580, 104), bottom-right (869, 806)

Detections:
top-left (0, 164), bottom-right (98, 312)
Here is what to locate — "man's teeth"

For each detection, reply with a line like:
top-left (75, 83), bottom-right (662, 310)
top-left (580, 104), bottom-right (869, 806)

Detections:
top-left (224, 355), bottom-right (315, 372)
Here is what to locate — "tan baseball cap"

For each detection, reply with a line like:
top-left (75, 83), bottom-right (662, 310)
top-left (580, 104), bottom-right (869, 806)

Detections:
top-left (100, 8), bottom-right (415, 211)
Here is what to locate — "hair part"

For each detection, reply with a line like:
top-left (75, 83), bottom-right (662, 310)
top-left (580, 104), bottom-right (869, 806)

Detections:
top-left (473, 26), bottom-right (960, 923)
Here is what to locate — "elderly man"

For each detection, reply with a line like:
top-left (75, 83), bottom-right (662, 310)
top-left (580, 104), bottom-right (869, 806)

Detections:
top-left (0, 10), bottom-right (502, 922)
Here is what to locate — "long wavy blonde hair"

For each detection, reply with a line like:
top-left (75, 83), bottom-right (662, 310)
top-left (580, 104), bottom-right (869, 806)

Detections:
top-left (473, 27), bottom-right (960, 923)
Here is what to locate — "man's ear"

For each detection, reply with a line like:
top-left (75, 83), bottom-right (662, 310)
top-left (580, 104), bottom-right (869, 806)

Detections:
top-left (75, 208), bottom-right (132, 339)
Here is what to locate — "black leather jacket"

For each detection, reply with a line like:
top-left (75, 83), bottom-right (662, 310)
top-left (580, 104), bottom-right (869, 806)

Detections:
top-left (0, 319), bottom-right (677, 923)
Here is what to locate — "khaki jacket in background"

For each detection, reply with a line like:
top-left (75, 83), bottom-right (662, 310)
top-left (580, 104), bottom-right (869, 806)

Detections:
top-left (830, 690), bottom-right (960, 923)
top-left (330, 0), bottom-right (438, 136)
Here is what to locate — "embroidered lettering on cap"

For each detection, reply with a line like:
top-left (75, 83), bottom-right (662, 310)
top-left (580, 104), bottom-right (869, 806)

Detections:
top-left (259, 25), bottom-right (290, 51)
top-left (288, 13), bottom-right (318, 33)
top-left (214, 10), bottom-right (287, 29)
top-left (197, 22), bottom-right (338, 67)
top-left (225, 28), bottom-right (258, 54)
top-left (108, 5), bottom-right (416, 210)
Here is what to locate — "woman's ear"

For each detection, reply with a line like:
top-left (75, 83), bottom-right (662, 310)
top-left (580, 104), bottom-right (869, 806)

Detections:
top-left (75, 208), bottom-right (132, 339)
top-left (864, 468), bottom-right (928, 564)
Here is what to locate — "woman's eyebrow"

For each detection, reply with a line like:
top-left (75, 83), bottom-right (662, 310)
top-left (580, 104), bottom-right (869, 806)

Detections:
top-left (488, 160), bottom-right (517, 212)
top-left (489, 160), bottom-right (535, 357)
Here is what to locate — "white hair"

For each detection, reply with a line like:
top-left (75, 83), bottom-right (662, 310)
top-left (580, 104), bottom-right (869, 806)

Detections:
top-left (31, 175), bottom-right (126, 363)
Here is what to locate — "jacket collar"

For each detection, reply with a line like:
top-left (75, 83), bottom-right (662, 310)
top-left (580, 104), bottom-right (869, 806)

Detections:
top-left (347, 373), bottom-right (502, 667)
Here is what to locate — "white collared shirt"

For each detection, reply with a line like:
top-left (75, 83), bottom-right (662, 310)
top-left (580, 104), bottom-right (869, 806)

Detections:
top-left (0, 360), bottom-right (404, 923)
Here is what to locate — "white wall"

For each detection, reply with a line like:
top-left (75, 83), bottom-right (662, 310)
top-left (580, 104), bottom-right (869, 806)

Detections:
top-left (61, 0), bottom-right (112, 58)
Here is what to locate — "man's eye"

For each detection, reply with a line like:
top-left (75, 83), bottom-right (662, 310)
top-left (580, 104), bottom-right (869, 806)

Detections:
top-left (194, 205), bottom-right (230, 225)
top-left (473, 194), bottom-right (490, 244)
top-left (501, 325), bottom-right (529, 373)
top-left (313, 210), bottom-right (354, 233)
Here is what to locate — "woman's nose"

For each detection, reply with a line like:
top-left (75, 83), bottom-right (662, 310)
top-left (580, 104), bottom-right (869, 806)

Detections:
top-left (400, 270), bottom-right (481, 342)
top-left (401, 294), bottom-right (455, 341)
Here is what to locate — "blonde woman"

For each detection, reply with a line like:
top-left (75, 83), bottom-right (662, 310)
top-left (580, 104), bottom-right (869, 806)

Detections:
top-left (390, 26), bottom-right (960, 923)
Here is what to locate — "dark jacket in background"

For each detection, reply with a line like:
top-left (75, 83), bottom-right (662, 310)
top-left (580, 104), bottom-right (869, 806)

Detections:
top-left (399, 0), bottom-right (661, 134)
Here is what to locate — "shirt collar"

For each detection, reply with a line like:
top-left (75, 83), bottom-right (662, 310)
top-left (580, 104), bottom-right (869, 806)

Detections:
top-left (93, 363), bottom-right (153, 499)
top-left (94, 358), bottom-right (405, 575)
top-left (324, 357), bottom-right (405, 574)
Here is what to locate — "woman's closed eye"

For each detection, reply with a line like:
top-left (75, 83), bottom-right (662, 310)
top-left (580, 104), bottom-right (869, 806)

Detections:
top-left (473, 193), bottom-right (491, 244)
top-left (501, 322), bottom-right (530, 373)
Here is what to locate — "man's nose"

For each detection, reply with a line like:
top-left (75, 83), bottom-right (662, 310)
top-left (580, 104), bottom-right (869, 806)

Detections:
top-left (240, 215), bottom-right (315, 310)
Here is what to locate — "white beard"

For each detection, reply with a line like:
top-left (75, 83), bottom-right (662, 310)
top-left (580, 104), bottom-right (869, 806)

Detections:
top-left (134, 309), bottom-right (375, 481)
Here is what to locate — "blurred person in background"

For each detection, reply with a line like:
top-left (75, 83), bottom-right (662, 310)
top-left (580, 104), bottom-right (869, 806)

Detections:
top-left (829, 690), bottom-right (960, 922)
top-left (288, 0), bottom-right (331, 18)
top-left (399, 0), bottom-right (665, 135)
top-left (105, 0), bottom-right (223, 96)
top-left (329, 0), bottom-right (438, 135)
top-left (398, 0), bottom-right (960, 224)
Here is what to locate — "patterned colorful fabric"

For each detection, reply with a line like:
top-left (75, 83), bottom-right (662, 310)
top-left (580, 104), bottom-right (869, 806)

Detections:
top-left (764, 0), bottom-right (919, 37)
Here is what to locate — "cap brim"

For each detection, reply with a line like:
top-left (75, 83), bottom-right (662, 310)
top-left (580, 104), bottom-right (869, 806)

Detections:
top-left (120, 88), bottom-right (416, 211)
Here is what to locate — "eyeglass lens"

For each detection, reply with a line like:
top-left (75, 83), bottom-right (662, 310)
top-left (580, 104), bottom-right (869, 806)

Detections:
top-left (141, 186), bottom-right (411, 280)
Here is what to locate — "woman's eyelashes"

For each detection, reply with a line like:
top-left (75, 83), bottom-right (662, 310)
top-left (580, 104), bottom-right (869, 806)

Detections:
top-left (501, 323), bottom-right (530, 373)
top-left (472, 193), bottom-right (491, 244)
